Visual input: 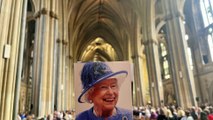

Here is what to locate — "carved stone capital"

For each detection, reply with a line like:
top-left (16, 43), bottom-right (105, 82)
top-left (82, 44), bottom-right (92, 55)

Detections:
top-left (56, 38), bottom-right (62, 43)
top-left (41, 8), bottom-right (48, 15)
top-left (164, 11), bottom-right (185, 21)
top-left (67, 55), bottom-right (73, 59)
top-left (34, 8), bottom-right (49, 18)
top-left (142, 39), bottom-right (158, 46)
top-left (131, 55), bottom-right (142, 59)
top-left (34, 11), bottom-right (41, 18)
top-left (49, 11), bottom-right (58, 19)
top-left (62, 40), bottom-right (68, 45)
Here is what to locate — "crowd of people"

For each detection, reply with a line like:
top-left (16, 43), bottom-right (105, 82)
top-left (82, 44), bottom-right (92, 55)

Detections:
top-left (16, 62), bottom-right (213, 120)
top-left (16, 110), bottom-right (75, 120)
top-left (16, 104), bottom-right (213, 120)
top-left (133, 104), bottom-right (213, 120)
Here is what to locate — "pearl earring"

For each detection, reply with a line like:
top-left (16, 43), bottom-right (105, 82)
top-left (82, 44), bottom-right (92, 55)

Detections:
top-left (89, 100), bottom-right (93, 103)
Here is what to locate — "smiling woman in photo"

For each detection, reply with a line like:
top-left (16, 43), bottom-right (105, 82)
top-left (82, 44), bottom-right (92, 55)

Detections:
top-left (75, 62), bottom-right (133, 120)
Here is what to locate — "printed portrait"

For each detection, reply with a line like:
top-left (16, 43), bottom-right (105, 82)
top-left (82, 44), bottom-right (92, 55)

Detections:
top-left (74, 61), bottom-right (133, 120)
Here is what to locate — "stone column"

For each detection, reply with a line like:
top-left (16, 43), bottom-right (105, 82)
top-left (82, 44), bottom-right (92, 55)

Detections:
top-left (51, 0), bottom-right (59, 112)
top-left (70, 56), bottom-right (75, 110)
top-left (56, 40), bottom-right (67, 111)
top-left (65, 55), bottom-right (74, 110)
top-left (55, 39), bottom-right (62, 111)
top-left (55, 2), bottom-right (62, 110)
top-left (162, 0), bottom-right (197, 107)
top-left (143, 40), bottom-right (164, 106)
top-left (0, 0), bottom-right (14, 109)
top-left (0, 0), bottom-right (24, 119)
top-left (130, 16), bottom-right (146, 107)
top-left (13, 0), bottom-right (28, 119)
top-left (56, 0), bottom-right (70, 111)
top-left (32, 0), bottom-right (58, 117)
top-left (139, 0), bottom-right (164, 107)
top-left (47, 0), bottom-right (58, 114)
top-left (131, 55), bottom-right (147, 106)
top-left (62, 42), bottom-right (68, 110)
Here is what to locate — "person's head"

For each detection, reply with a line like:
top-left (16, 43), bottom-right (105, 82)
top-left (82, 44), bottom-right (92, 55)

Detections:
top-left (88, 78), bottom-right (119, 112)
top-left (177, 109), bottom-right (185, 117)
top-left (158, 108), bottom-right (164, 115)
top-left (166, 109), bottom-right (173, 118)
top-left (209, 107), bottom-right (213, 114)
top-left (78, 62), bottom-right (128, 114)
top-left (184, 110), bottom-right (190, 117)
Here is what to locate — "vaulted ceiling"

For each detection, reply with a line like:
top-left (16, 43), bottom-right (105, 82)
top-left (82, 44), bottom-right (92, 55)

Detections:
top-left (30, 0), bottom-right (187, 62)
top-left (67, 0), bottom-right (139, 61)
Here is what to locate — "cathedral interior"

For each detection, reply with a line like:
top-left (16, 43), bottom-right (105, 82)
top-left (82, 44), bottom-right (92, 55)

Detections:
top-left (0, 0), bottom-right (213, 119)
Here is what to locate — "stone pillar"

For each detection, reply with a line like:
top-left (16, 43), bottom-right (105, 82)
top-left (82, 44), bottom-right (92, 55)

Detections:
top-left (130, 16), bottom-right (147, 107)
top-left (65, 55), bottom-right (74, 110)
top-left (144, 40), bottom-right (164, 107)
top-left (55, 39), bottom-right (62, 111)
top-left (62, 42), bottom-right (68, 110)
top-left (32, 0), bottom-right (58, 117)
top-left (162, 0), bottom-right (197, 107)
top-left (13, 0), bottom-right (28, 119)
top-left (51, 0), bottom-right (59, 112)
top-left (0, 0), bottom-right (24, 119)
top-left (56, 39), bottom-right (67, 111)
top-left (48, 0), bottom-right (58, 114)
top-left (138, 0), bottom-right (164, 107)
top-left (0, 0), bottom-right (14, 108)
top-left (131, 55), bottom-right (147, 106)
top-left (70, 57), bottom-right (75, 110)
top-left (56, 0), bottom-right (70, 111)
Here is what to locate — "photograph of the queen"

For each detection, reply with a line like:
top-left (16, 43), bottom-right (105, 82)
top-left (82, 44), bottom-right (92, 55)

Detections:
top-left (74, 61), bottom-right (133, 120)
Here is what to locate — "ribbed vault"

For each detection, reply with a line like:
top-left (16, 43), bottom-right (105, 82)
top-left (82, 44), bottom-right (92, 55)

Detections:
top-left (67, 0), bottom-right (135, 61)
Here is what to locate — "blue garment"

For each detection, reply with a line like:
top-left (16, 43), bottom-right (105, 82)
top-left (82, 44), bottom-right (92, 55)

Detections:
top-left (76, 107), bottom-right (133, 120)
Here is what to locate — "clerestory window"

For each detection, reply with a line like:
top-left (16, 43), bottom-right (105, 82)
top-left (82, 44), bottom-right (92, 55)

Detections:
top-left (200, 0), bottom-right (213, 61)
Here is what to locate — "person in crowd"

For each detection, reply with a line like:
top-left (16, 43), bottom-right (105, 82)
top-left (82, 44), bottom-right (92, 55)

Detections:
top-left (157, 108), bottom-right (167, 120)
top-left (150, 108), bottom-right (158, 120)
top-left (190, 107), bottom-right (198, 120)
top-left (17, 113), bottom-right (21, 120)
top-left (197, 107), bottom-right (202, 120)
top-left (169, 106), bottom-right (178, 120)
top-left (185, 110), bottom-right (194, 120)
top-left (177, 108), bottom-right (185, 120)
top-left (76, 62), bottom-right (133, 120)
top-left (208, 107), bottom-right (213, 120)
top-left (144, 106), bottom-right (151, 120)
top-left (200, 109), bottom-right (208, 120)
top-left (166, 109), bottom-right (174, 120)
top-left (145, 107), bottom-right (151, 120)
top-left (20, 112), bottom-right (27, 120)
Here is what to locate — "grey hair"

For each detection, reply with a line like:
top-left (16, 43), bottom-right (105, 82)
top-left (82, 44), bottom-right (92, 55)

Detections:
top-left (84, 87), bottom-right (94, 103)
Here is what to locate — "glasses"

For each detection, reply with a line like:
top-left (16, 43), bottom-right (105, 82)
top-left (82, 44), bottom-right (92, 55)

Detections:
top-left (95, 84), bottom-right (119, 91)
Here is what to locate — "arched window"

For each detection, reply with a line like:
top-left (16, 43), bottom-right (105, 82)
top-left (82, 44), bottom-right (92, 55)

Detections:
top-left (200, 0), bottom-right (213, 27)
top-left (200, 0), bottom-right (213, 61)
top-left (160, 43), bottom-right (170, 80)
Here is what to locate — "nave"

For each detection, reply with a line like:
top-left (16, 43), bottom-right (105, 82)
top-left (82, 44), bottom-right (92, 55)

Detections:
top-left (0, 0), bottom-right (213, 119)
